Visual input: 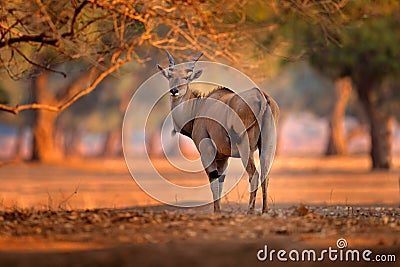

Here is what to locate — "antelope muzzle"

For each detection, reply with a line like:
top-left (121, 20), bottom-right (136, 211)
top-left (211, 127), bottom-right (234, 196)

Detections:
top-left (170, 87), bottom-right (179, 96)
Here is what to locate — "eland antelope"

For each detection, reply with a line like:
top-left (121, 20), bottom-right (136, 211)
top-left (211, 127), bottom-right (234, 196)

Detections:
top-left (158, 51), bottom-right (279, 214)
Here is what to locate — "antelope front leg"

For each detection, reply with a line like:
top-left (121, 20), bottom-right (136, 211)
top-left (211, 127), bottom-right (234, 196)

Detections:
top-left (209, 161), bottom-right (227, 213)
top-left (197, 138), bottom-right (222, 213)
top-left (208, 170), bottom-right (224, 213)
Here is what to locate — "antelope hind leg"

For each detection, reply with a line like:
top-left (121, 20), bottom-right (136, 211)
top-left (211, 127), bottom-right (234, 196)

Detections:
top-left (237, 144), bottom-right (259, 214)
top-left (261, 179), bottom-right (268, 214)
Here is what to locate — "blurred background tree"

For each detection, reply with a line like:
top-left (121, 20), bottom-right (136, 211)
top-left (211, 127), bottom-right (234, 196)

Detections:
top-left (0, 0), bottom-right (247, 162)
top-left (0, 0), bottom-right (398, 170)
top-left (310, 1), bottom-right (400, 169)
top-left (283, 0), bottom-right (400, 169)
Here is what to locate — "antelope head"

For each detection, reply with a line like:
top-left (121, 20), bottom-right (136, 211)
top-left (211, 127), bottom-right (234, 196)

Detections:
top-left (158, 51), bottom-right (203, 99)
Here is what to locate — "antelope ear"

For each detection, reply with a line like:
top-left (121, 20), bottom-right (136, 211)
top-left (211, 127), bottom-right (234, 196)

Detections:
top-left (157, 64), bottom-right (169, 79)
top-left (190, 69), bottom-right (203, 81)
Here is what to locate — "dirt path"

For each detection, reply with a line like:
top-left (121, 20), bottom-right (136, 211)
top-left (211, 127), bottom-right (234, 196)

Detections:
top-left (0, 205), bottom-right (399, 266)
top-left (0, 156), bottom-right (399, 266)
top-left (0, 156), bottom-right (399, 209)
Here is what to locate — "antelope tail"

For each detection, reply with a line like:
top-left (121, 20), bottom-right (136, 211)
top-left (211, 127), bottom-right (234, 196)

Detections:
top-left (259, 101), bottom-right (277, 184)
top-left (237, 92), bottom-right (268, 139)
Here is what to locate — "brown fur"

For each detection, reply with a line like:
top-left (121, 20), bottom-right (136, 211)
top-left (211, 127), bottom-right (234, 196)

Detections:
top-left (190, 86), bottom-right (234, 99)
top-left (173, 86), bottom-right (279, 213)
top-left (159, 58), bottom-right (279, 213)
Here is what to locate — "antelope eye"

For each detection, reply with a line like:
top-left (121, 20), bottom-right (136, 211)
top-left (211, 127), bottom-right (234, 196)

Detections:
top-left (183, 75), bottom-right (190, 80)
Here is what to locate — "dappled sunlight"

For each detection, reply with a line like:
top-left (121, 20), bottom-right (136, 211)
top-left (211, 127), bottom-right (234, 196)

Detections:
top-left (0, 156), bottom-right (398, 210)
top-left (0, 0), bottom-right (399, 265)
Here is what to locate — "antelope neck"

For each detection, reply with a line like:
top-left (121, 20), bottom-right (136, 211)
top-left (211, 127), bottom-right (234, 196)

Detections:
top-left (170, 85), bottom-right (201, 138)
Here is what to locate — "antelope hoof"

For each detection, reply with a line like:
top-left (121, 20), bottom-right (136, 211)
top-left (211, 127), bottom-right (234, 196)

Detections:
top-left (262, 210), bottom-right (268, 215)
top-left (213, 204), bottom-right (221, 213)
top-left (262, 207), bottom-right (268, 214)
top-left (247, 209), bottom-right (255, 215)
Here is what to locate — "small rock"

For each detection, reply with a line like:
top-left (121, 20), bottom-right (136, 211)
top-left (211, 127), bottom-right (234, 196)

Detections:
top-left (67, 215), bottom-right (78, 221)
top-left (90, 214), bottom-right (101, 224)
top-left (83, 225), bottom-right (92, 232)
top-left (334, 220), bottom-right (343, 226)
top-left (185, 230), bottom-right (197, 238)
top-left (275, 226), bottom-right (288, 234)
top-left (64, 223), bottom-right (74, 229)
top-left (143, 234), bottom-right (155, 243)
top-left (296, 205), bottom-right (309, 216)
top-left (383, 216), bottom-right (389, 225)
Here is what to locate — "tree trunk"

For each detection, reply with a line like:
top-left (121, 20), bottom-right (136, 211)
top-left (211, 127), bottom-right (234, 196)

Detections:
top-left (100, 129), bottom-right (121, 157)
top-left (369, 113), bottom-right (394, 169)
top-left (325, 76), bottom-right (352, 156)
top-left (28, 66), bottom-right (101, 162)
top-left (62, 128), bottom-right (81, 157)
top-left (30, 72), bottom-right (62, 162)
top-left (13, 126), bottom-right (25, 160)
top-left (356, 81), bottom-right (393, 170)
top-left (31, 111), bottom-right (61, 161)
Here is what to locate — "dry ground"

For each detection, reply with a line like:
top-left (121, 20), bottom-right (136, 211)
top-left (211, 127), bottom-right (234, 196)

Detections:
top-left (0, 155), bottom-right (399, 266)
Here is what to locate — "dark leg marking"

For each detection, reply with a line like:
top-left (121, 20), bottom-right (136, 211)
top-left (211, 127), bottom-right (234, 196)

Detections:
top-left (208, 170), bottom-right (219, 179)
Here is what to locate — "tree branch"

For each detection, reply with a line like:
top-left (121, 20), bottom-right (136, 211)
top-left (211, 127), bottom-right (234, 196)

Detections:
top-left (0, 103), bottom-right (60, 114)
top-left (12, 45), bottom-right (67, 77)
top-left (0, 57), bottom-right (131, 115)
top-left (0, 34), bottom-right (58, 48)
top-left (61, 0), bottom-right (89, 38)
top-left (57, 58), bottom-right (130, 111)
